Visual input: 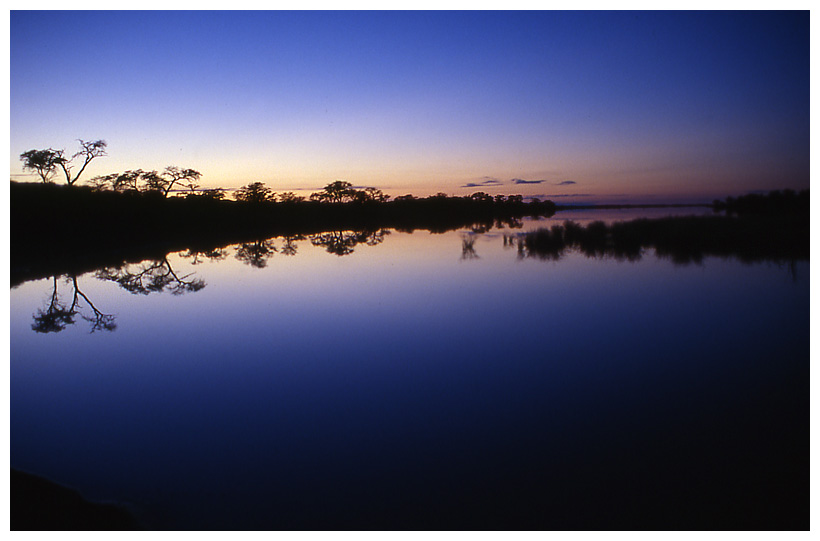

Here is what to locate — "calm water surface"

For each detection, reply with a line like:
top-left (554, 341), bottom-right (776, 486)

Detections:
top-left (10, 210), bottom-right (809, 529)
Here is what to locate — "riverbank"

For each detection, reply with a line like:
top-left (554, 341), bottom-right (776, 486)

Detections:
top-left (11, 469), bottom-right (139, 530)
top-left (10, 182), bottom-right (807, 287)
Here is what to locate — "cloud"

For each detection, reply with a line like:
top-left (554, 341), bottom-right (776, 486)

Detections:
top-left (511, 178), bottom-right (546, 185)
top-left (462, 177), bottom-right (503, 188)
top-left (556, 180), bottom-right (577, 186)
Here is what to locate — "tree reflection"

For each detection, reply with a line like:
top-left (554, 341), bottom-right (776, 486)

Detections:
top-left (32, 275), bottom-right (116, 333)
top-left (96, 257), bottom-right (205, 295)
top-left (461, 235), bottom-right (479, 260)
top-left (280, 235), bottom-right (305, 256)
top-left (180, 247), bottom-right (228, 265)
top-left (516, 216), bottom-right (809, 266)
top-left (235, 240), bottom-right (277, 268)
top-left (310, 229), bottom-right (389, 256)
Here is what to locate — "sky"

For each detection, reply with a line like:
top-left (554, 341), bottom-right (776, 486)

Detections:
top-left (9, 10), bottom-right (811, 203)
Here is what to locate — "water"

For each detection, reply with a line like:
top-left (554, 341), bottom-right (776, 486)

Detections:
top-left (10, 210), bottom-right (809, 529)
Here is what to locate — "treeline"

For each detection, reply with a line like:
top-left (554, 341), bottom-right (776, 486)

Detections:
top-left (517, 212), bottom-right (809, 265)
top-left (712, 189), bottom-right (809, 215)
top-left (10, 181), bottom-right (555, 283)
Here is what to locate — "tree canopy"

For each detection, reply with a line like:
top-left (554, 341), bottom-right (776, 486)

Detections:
top-left (20, 139), bottom-right (107, 186)
top-left (234, 182), bottom-right (275, 203)
top-left (310, 181), bottom-right (388, 203)
top-left (88, 166), bottom-right (202, 197)
top-left (19, 149), bottom-right (63, 183)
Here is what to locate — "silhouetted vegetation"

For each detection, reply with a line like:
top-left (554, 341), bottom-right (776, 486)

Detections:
top-left (235, 239), bottom-right (278, 268)
top-left (95, 257), bottom-right (205, 295)
top-left (234, 181), bottom-right (275, 203)
top-left (461, 234), bottom-right (479, 260)
top-left (31, 275), bottom-right (115, 333)
top-left (89, 166), bottom-right (202, 197)
top-left (516, 213), bottom-right (809, 265)
top-left (20, 139), bottom-right (107, 186)
top-left (10, 181), bottom-right (556, 285)
top-left (712, 189), bottom-right (809, 216)
top-left (13, 180), bottom-right (810, 288)
top-left (310, 229), bottom-right (389, 256)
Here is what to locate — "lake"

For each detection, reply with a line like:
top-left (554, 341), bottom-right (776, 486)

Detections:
top-left (10, 208), bottom-right (809, 530)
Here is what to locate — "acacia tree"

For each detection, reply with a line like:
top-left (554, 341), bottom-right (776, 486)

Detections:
top-left (310, 181), bottom-right (387, 203)
top-left (353, 187), bottom-right (388, 203)
top-left (310, 180), bottom-right (356, 203)
top-left (108, 170), bottom-right (144, 192)
top-left (139, 167), bottom-right (201, 197)
top-left (235, 182), bottom-right (275, 203)
top-left (140, 170), bottom-right (167, 193)
top-left (19, 149), bottom-right (63, 183)
top-left (278, 191), bottom-right (305, 203)
top-left (88, 166), bottom-right (201, 196)
top-left (163, 166), bottom-right (201, 196)
top-left (20, 139), bottom-right (107, 186)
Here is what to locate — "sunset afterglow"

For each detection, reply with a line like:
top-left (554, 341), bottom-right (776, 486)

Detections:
top-left (10, 10), bottom-right (809, 203)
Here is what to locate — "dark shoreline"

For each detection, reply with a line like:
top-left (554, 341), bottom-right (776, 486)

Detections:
top-left (10, 182), bottom-right (808, 288)
top-left (11, 468), bottom-right (140, 531)
top-left (9, 202), bottom-right (706, 288)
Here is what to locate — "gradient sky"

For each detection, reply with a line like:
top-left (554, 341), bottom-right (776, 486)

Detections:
top-left (10, 10), bottom-right (810, 203)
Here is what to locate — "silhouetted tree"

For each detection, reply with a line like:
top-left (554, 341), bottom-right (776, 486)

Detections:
top-left (140, 170), bottom-right (167, 193)
top-left (180, 247), bottom-right (228, 265)
top-left (21, 139), bottom-right (107, 186)
top-left (87, 166), bottom-right (200, 196)
top-left (19, 149), bottom-right (63, 183)
top-left (194, 188), bottom-right (226, 200)
top-left (106, 170), bottom-right (144, 192)
top-left (31, 275), bottom-right (115, 333)
top-left (58, 140), bottom-right (108, 186)
top-left (360, 229), bottom-right (389, 246)
top-left (96, 257), bottom-right (205, 295)
top-left (280, 235), bottom-right (305, 256)
top-left (163, 166), bottom-right (202, 196)
top-left (235, 182), bottom-right (275, 203)
top-left (353, 187), bottom-right (389, 203)
top-left (278, 192), bottom-right (305, 204)
top-left (235, 239), bottom-right (277, 267)
top-left (87, 174), bottom-right (114, 191)
top-left (310, 230), bottom-right (358, 255)
top-left (31, 276), bottom-right (75, 333)
top-left (310, 180), bottom-right (356, 203)
top-left (310, 181), bottom-right (388, 204)
top-left (138, 167), bottom-right (201, 197)
top-left (309, 229), bottom-right (388, 256)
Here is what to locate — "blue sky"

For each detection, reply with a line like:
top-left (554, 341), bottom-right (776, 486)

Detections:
top-left (10, 10), bottom-right (810, 203)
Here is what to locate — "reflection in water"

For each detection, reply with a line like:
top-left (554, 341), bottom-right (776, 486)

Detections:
top-left (180, 247), bottom-right (228, 265)
top-left (511, 216), bottom-right (809, 266)
top-left (20, 215), bottom-right (810, 335)
top-left (461, 235), bottom-right (479, 260)
top-left (11, 210), bottom-right (809, 529)
top-left (310, 229), bottom-right (389, 256)
top-left (96, 257), bottom-right (205, 295)
top-left (235, 240), bottom-right (277, 268)
top-left (32, 275), bottom-right (116, 333)
top-left (280, 235), bottom-right (305, 256)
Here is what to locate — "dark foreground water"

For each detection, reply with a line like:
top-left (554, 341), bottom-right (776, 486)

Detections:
top-left (10, 210), bottom-right (809, 530)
